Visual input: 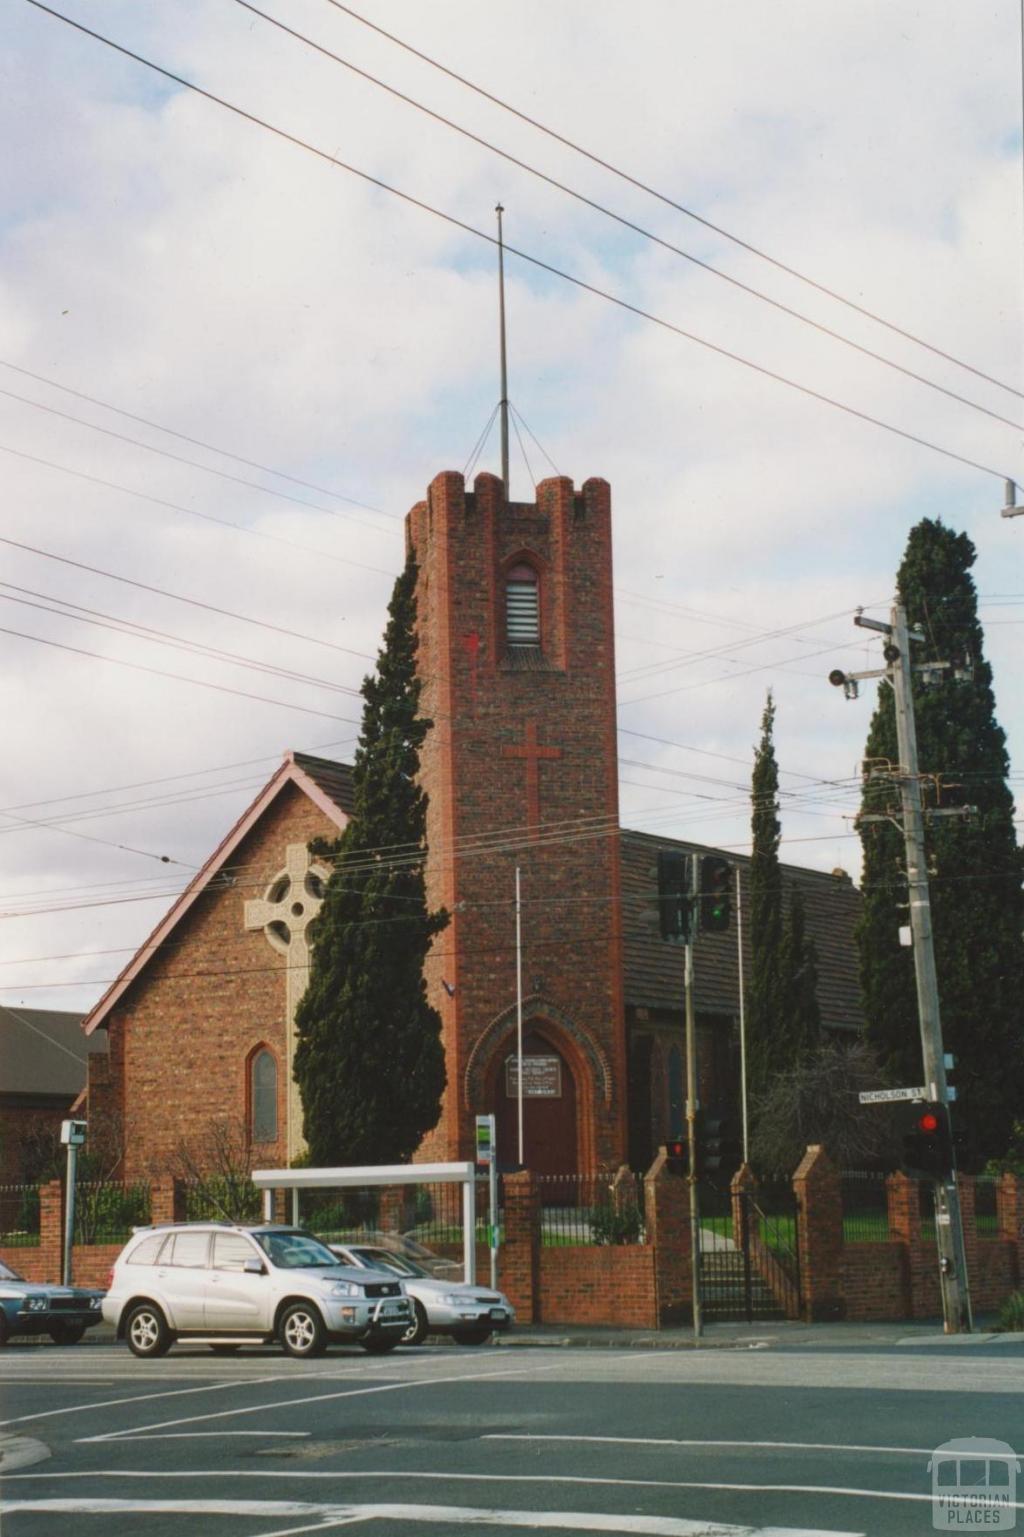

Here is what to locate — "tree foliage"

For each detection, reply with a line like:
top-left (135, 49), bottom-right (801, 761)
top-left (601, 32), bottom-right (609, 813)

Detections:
top-left (779, 883), bottom-right (821, 1062)
top-left (747, 692), bottom-right (788, 1102)
top-left (750, 1039), bottom-right (900, 1177)
top-left (857, 519), bottom-right (1024, 1170)
top-left (294, 559), bottom-right (447, 1166)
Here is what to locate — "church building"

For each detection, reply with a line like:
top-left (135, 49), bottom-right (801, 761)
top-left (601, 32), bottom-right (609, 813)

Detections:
top-left (82, 470), bottom-right (861, 1178)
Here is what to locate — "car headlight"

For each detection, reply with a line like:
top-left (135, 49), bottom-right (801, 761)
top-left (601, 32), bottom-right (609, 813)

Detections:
top-left (89, 1296), bottom-right (102, 1309)
top-left (25, 1296), bottom-right (48, 1312)
top-left (325, 1280), bottom-right (365, 1299)
top-left (441, 1294), bottom-right (468, 1307)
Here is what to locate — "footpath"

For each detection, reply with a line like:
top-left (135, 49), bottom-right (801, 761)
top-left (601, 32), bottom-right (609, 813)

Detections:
top-left (495, 1318), bottom-right (1020, 1351)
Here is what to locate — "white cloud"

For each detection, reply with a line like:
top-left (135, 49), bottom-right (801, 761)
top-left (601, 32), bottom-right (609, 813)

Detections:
top-left (1, 0), bottom-right (1020, 1009)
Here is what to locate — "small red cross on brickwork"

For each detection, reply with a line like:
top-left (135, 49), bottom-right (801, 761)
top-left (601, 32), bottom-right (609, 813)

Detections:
top-left (501, 721), bottom-right (562, 829)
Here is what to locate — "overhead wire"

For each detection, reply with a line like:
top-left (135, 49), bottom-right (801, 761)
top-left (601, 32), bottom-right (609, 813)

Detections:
top-left (0, 385), bottom-right (399, 538)
top-left (20, 2), bottom-right (1017, 484)
top-left (234, 0), bottom-right (1022, 433)
top-left (0, 357), bottom-right (397, 518)
top-left (0, 534), bottom-right (377, 664)
top-left (323, 0), bottom-right (1023, 401)
top-left (0, 441), bottom-right (395, 579)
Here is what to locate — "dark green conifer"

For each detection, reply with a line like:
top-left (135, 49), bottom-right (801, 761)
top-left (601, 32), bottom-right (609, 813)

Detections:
top-left (747, 692), bottom-right (785, 1101)
top-left (294, 560), bottom-right (447, 1166)
top-left (857, 519), bottom-right (1024, 1169)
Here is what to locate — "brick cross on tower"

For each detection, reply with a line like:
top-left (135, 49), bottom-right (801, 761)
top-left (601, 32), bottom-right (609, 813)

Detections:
top-left (502, 720), bottom-right (562, 830)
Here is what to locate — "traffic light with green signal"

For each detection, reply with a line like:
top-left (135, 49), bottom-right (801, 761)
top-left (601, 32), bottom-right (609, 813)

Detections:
top-left (699, 856), bottom-right (731, 933)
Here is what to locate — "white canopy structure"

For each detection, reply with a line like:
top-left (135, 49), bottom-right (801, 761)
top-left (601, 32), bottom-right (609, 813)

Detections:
top-left (251, 1162), bottom-right (478, 1283)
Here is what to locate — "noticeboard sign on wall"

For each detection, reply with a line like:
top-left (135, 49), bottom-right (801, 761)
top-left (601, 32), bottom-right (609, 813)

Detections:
top-left (505, 1055), bottom-right (562, 1098)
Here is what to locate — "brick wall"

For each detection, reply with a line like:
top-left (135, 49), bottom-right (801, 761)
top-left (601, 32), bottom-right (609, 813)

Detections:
top-left (91, 784), bottom-right (339, 1179)
top-left (798, 1158), bottom-right (1024, 1323)
top-left (539, 1246), bottom-right (657, 1327)
top-left (409, 471), bottom-right (626, 1170)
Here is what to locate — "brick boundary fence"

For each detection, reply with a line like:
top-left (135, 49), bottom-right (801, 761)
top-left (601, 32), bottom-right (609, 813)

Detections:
top-left (2, 1155), bottom-right (1020, 1325)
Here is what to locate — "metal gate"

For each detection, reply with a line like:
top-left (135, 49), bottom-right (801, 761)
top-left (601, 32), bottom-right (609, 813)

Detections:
top-left (697, 1181), bottom-right (801, 1322)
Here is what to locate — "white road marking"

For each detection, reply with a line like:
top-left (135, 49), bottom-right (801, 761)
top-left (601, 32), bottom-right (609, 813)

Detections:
top-left (483, 1434), bottom-right (934, 1456)
top-left (254, 1520), bottom-right (371, 1535)
top-left (107, 1430), bottom-right (311, 1440)
top-left (76, 1358), bottom-right (568, 1442)
top-left (0, 1496), bottom-right (863, 1536)
top-left (7, 1468), bottom-right (1013, 1512)
top-left (0, 1373), bottom-right (284, 1430)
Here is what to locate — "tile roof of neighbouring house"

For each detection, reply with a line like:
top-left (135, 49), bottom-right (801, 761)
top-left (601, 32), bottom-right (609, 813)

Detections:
top-left (620, 830), bottom-right (864, 1033)
top-left (0, 1005), bottom-right (106, 1098)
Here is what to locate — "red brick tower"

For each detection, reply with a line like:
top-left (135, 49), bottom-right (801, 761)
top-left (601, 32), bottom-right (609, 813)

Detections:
top-left (407, 470), bottom-right (626, 1173)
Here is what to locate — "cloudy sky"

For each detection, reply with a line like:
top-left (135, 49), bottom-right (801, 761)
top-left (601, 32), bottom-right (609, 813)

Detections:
top-left (2, 0), bottom-right (1022, 1013)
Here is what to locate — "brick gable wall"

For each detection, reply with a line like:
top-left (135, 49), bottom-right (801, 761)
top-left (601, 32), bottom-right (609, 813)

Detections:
top-left (90, 784), bottom-right (340, 1178)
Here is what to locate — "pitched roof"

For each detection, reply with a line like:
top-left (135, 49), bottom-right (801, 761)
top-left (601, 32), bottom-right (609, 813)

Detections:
top-left (0, 1005), bottom-right (105, 1098)
top-left (620, 829), bottom-right (863, 1033)
top-left (81, 750), bottom-right (353, 1036)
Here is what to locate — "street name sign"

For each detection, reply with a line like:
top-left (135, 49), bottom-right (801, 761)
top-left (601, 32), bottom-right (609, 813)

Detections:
top-left (858, 1086), bottom-right (928, 1104)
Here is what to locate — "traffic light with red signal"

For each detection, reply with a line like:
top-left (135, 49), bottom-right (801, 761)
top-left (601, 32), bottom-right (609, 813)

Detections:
top-left (900, 1101), bottom-right (955, 1180)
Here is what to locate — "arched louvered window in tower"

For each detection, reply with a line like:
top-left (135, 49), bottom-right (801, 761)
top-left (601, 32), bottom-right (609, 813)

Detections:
top-left (250, 1048), bottom-right (278, 1145)
top-left (506, 563), bottom-right (540, 647)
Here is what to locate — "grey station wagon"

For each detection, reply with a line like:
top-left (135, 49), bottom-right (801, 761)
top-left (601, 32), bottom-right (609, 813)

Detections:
top-left (103, 1223), bottom-right (412, 1358)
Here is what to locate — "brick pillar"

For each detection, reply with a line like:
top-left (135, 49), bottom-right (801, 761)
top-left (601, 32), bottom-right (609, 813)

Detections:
top-left (39, 1179), bottom-right (64, 1284)
top-left (645, 1148), bottom-right (692, 1325)
top-left (731, 1162), bottom-right (758, 1252)
top-left (887, 1172), bottom-right (923, 1317)
top-left (792, 1145), bottom-right (843, 1321)
top-left (150, 1177), bottom-right (185, 1225)
top-left (997, 1173), bottom-right (1024, 1287)
top-left (501, 1171), bottom-right (539, 1323)
top-left (957, 1175), bottom-right (977, 1295)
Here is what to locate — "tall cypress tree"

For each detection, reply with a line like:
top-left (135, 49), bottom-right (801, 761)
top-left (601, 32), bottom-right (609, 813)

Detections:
top-left (779, 884), bottom-right (821, 1061)
top-left (747, 692), bottom-right (785, 1101)
top-left (293, 559), bottom-right (448, 1166)
top-left (857, 519), bottom-right (1024, 1170)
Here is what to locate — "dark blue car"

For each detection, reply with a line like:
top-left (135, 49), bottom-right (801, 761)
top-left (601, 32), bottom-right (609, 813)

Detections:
top-left (0, 1257), bottom-right (103, 1345)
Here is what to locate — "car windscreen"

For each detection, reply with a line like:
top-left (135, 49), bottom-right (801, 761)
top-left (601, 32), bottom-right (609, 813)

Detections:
top-left (0, 1259), bottom-right (23, 1282)
top-left (351, 1248), bottom-right (426, 1278)
top-left (254, 1230), bottom-right (339, 1269)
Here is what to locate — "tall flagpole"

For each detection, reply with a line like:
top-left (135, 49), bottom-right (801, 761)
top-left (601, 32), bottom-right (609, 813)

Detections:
top-left (515, 863), bottom-right (524, 1164)
top-left (496, 203), bottom-right (510, 502)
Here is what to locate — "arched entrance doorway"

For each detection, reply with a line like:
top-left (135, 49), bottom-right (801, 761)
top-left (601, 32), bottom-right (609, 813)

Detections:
top-left (492, 1028), bottom-right (578, 1176)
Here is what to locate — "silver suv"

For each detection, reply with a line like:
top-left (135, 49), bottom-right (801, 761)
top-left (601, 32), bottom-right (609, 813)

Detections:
top-left (103, 1223), bottom-right (412, 1359)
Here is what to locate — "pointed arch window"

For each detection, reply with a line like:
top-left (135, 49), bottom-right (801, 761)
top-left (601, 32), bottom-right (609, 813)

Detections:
top-left (250, 1048), bottom-right (278, 1145)
top-left (506, 563), bottom-right (540, 647)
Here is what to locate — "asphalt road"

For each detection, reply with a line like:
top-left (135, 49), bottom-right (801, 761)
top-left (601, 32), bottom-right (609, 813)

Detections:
top-left (1, 1332), bottom-right (1022, 1536)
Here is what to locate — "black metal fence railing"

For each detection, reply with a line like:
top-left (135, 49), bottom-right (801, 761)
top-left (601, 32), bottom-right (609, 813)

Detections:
top-left (536, 1172), bottom-right (647, 1246)
top-left (73, 1181), bottom-right (151, 1245)
top-left (300, 1181), bottom-right (499, 1257)
top-left (840, 1171), bottom-right (891, 1242)
top-left (975, 1177), bottom-right (998, 1236)
top-left (0, 1183), bottom-right (41, 1247)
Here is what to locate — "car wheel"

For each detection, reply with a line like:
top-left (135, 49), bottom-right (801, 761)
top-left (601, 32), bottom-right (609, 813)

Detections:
top-left (48, 1322), bottom-right (87, 1346)
top-left (125, 1303), bottom-right (172, 1358)
top-left (400, 1300), bottom-right (430, 1347)
top-left (209, 1344), bottom-right (242, 1354)
top-left (452, 1327), bottom-right (492, 1346)
top-left (359, 1335), bottom-right (399, 1354)
top-left (279, 1303), bottom-right (327, 1358)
